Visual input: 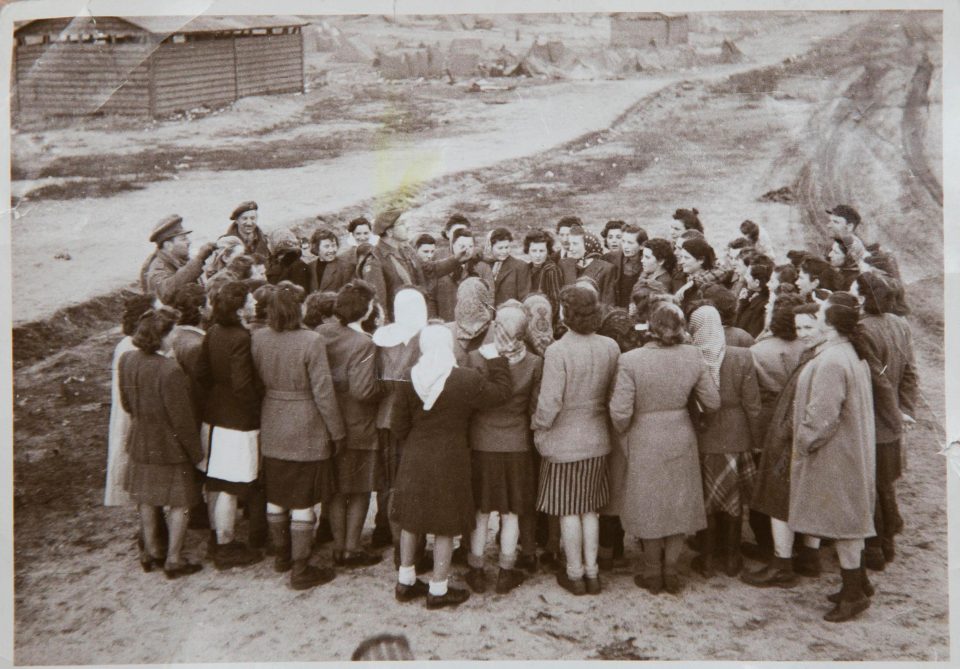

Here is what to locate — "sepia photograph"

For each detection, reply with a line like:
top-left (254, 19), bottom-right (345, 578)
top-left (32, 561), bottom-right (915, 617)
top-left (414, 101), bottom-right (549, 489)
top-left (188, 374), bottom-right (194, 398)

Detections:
top-left (4, 1), bottom-right (950, 664)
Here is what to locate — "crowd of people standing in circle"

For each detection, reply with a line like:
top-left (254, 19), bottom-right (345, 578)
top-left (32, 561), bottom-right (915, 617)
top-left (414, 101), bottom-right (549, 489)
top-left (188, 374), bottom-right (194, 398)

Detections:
top-left (108, 199), bottom-right (916, 622)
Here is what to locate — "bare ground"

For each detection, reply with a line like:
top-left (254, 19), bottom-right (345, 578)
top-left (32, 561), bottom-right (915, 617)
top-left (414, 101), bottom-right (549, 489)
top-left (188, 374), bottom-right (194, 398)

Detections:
top-left (11, 11), bottom-right (947, 663)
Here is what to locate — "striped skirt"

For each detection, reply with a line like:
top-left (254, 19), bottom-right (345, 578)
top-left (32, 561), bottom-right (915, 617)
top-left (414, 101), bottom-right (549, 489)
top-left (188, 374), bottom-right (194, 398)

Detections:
top-left (537, 455), bottom-right (609, 516)
top-left (701, 452), bottom-right (758, 517)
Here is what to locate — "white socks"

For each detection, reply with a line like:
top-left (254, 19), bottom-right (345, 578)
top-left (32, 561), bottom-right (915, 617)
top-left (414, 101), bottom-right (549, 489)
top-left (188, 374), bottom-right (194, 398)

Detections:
top-left (397, 565), bottom-right (416, 586)
top-left (429, 579), bottom-right (448, 596)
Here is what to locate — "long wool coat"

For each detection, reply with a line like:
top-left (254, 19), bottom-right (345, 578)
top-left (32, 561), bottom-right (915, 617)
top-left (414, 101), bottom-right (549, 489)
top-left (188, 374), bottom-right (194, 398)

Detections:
top-left (196, 323), bottom-right (261, 431)
top-left (788, 339), bottom-right (876, 539)
top-left (609, 342), bottom-right (720, 538)
top-left (251, 328), bottom-right (346, 462)
top-left (698, 347), bottom-right (763, 454)
top-left (485, 255), bottom-right (532, 307)
top-left (105, 336), bottom-right (137, 506)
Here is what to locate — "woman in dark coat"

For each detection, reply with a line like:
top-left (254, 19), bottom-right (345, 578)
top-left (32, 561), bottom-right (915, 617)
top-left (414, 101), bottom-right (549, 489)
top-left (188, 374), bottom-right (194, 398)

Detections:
top-left (640, 238), bottom-right (678, 294)
top-left (391, 324), bottom-right (512, 610)
top-left (524, 230), bottom-right (563, 330)
top-left (558, 227), bottom-right (617, 306)
top-left (252, 282), bottom-right (346, 590)
top-left (195, 281), bottom-right (264, 571)
top-left (735, 258), bottom-right (773, 338)
top-left (119, 308), bottom-right (205, 579)
top-left (265, 229), bottom-right (311, 294)
top-left (318, 281), bottom-right (386, 568)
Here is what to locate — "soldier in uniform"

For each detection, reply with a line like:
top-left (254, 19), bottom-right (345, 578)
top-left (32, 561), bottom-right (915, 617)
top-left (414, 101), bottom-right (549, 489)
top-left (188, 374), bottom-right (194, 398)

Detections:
top-left (140, 215), bottom-right (216, 305)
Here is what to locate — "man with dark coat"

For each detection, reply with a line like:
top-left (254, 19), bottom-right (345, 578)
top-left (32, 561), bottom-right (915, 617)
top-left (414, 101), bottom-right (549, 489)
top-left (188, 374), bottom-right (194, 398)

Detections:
top-left (360, 210), bottom-right (464, 322)
top-left (140, 215), bottom-right (216, 305)
top-left (482, 227), bottom-right (531, 306)
top-left (224, 201), bottom-right (270, 258)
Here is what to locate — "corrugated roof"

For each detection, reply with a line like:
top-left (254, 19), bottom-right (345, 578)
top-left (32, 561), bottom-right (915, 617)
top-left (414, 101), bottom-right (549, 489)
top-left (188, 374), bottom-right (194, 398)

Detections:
top-left (16, 15), bottom-right (308, 37)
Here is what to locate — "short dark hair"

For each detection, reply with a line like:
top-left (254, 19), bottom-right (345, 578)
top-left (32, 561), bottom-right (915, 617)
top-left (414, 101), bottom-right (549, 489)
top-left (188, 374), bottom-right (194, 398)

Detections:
top-left (335, 281), bottom-right (376, 326)
top-left (631, 279), bottom-right (670, 323)
top-left (211, 281), bottom-right (249, 327)
top-left (132, 308), bottom-right (178, 354)
top-left (252, 283), bottom-right (278, 321)
top-left (728, 237), bottom-right (752, 251)
top-left (414, 233), bottom-right (437, 249)
top-left (648, 303), bottom-right (686, 346)
top-left (567, 224), bottom-right (586, 238)
top-left (621, 224), bottom-right (648, 245)
top-left (598, 307), bottom-right (640, 353)
top-left (672, 207), bottom-right (703, 233)
top-left (556, 216), bottom-right (582, 232)
top-left (643, 238), bottom-right (677, 274)
top-left (523, 229), bottom-right (555, 255)
top-left (681, 238), bottom-right (716, 270)
top-left (268, 282), bottom-right (305, 332)
top-left (739, 220), bottom-right (760, 243)
top-left (748, 259), bottom-right (774, 289)
top-left (786, 249), bottom-right (811, 267)
top-left (855, 271), bottom-right (892, 316)
top-left (799, 257), bottom-right (838, 291)
top-left (774, 264), bottom-right (798, 294)
top-left (451, 228), bottom-right (474, 246)
top-left (559, 284), bottom-right (602, 335)
top-left (601, 220), bottom-right (625, 239)
top-left (171, 283), bottom-right (206, 327)
top-left (310, 226), bottom-right (339, 254)
top-left (489, 227), bottom-right (513, 246)
top-left (122, 294), bottom-right (156, 337)
top-left (303, 291), bottom-right (338, 328)
top-left (769, 293), bottom-right (805, 340)
top-left (347, 217), bottom-right (372, 234)
top-left (443, 214), bottom-right (470, 239)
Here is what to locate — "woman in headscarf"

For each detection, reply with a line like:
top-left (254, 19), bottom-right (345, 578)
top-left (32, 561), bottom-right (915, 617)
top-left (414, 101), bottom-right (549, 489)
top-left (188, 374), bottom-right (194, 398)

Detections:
top-left (224, 201), bottom-right (269, 258)
top-left (391, 325), bottom-right (512, 610)
top-left (119, 308), bottom-right (205, 578)
top-left (687, 305), bottom-right (762, 579)
top-left (609, 303), bottom-right (719, 595)
top-left (533, 285), bottom-right (620, 596)
top-left (521, 292), bottom-right (555, 356)
top-left (203, 236), bottom-right (246, 283)
top-left (464, 301), bottom-right (543, 595)
top-left (559, 226), bottom-right (617, 306)
top-left (265, 228), bottom-right (311, 294)
top-left (445, 276), bottom-right (496, 364)
top-left (372, 287), bottom-right (429, 561)
top-left (828, 233), bottom-right (868, 291)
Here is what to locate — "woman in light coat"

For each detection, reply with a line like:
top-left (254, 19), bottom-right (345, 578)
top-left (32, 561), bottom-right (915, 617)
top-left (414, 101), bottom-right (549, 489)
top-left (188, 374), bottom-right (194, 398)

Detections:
top-left (788, 291), bottom-right (876, 623)
top-left (609, 302), bottom-right (720, 595)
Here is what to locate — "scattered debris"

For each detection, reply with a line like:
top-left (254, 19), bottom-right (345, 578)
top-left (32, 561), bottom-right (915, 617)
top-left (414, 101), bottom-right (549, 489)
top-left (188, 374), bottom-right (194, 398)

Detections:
top-left (759, 185), bottom-right (795, 203)
top-left (53, 252), bottom-right (71, 261)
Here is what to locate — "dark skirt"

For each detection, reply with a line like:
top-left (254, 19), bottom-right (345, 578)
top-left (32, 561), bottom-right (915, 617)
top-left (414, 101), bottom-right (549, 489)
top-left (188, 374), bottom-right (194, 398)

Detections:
top-left (263, 456), bottom-right (336, 509)
top-left (391, 438), bottom-right (475, 537)
top-left (701, 452), bottom-right (757, 516)
top-left (471, 450), bottom-right (537, 515)
top-left (125, 460), bottom-right (201, 508)
top-left (205, 476), bottom-right (255, 496)
top-left (335, 448), bottom-right (386, 495)
top-left (536, 455), bottom-right (609, 516)
top-left (877, 440), bottom-right (903, 489)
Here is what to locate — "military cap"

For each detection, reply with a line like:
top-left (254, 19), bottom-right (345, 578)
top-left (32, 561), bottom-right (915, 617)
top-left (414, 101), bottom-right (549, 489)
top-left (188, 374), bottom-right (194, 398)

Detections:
top-left (149, 215), bottom-right (191, 245)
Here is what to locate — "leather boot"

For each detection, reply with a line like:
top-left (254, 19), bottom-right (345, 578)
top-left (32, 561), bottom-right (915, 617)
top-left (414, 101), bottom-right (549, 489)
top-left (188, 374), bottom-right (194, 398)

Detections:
top-left (722, 514), bottom-right (743, 577)
top-left (823, 568), bottom-right (870, 622)
top-left (793, 545), bottom-right (822, 577)
top-left (691, 515), bottom-right (717, 578)
top-left (828, 565), bottom-right (875, 602)
top-left (289, 521), bottom-right (334, 590)
top-left (740, 556), bottom-right (798, 588)
top-left (267, 513), bottom-right (291, 573)
top-left (495, 567), bottom-right (526, 594)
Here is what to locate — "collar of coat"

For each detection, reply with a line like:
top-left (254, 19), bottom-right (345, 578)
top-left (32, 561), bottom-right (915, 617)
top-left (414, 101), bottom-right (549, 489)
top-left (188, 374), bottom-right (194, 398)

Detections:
top-left (155, 248), bottom-right (187, 269)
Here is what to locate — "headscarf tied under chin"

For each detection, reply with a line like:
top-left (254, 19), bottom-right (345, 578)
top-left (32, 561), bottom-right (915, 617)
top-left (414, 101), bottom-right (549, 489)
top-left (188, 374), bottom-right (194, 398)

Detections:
top-left (372, 288), bottom-right (428, 348)
top-left (521, 293), bottom-right (554, 356)
top-left (454, 276), bottom-right (494, 341)
top-left (688, 304), bottom-right (726, 389)
top-left (411, 324), bottom-right (458, 411)
top-left (493, 299), bottom-right (528, 365)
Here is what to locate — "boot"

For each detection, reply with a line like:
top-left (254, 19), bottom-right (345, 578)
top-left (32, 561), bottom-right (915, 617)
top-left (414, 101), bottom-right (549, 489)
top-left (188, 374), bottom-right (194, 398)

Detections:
top-left (691, 515), bottom-right (717, 578)
top-left (662, 566), bottom-right (682, 595)
top-left (213, 541), bottom-right (263, 571)
top-left (793, 545), bottom-right (822, 577)
top-left (495, 568), bottom-right (526, 594)
top-left (823, 568), bottom-right (870, 622)
top-left (740, 556), bottom-right (798, 588)
top-left (268, 514), bottom-right (291, 573)
top-left (863, 543), bottom-right (886, 571)
top-left (289, 521), bottom-right (335, 590)
top-left (465, 566), bottom-right (487, 594)
top-left (828, 561), bottom-right (875, 603)
top-left (637, 539), bottom-right (663, 594)
top-left (425, 586), bottom-right (470, 610)
top-left (722, 514), bottom-right (743, 577)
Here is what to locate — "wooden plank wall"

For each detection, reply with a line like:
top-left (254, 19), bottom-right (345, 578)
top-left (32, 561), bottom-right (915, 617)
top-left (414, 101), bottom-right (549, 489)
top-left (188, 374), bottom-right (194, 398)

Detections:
top-left (235, 33), bottom-right (303, 97)
top-left (152, 39), bottom-right (236, 115)
top-left (14, 42), bottom-right (152, 116)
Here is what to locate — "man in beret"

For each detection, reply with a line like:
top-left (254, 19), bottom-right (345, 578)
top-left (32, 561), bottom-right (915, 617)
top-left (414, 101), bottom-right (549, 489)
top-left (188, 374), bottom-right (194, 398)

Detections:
top-left (224, 201), bottom-right (269, 258)
top-left (140, 215), bottom-right (216, 304)
top-left (825, 204), bottom-right (862, 239)
top-left (360, 209), bottom-right (468, 322)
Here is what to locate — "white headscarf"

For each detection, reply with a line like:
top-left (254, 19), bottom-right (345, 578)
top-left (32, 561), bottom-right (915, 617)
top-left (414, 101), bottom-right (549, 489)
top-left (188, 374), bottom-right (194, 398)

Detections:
top-left (411, 324), bottom-right (458, 411)
top-left (372, 288), bottom-right (428, 348)
top-left (689, 305), bottom-right (726, 389)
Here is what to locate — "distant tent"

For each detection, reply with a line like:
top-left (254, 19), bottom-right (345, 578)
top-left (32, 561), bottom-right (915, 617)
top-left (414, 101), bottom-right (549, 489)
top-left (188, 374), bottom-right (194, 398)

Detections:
top-left (719, 39), bottom-right (744, 64)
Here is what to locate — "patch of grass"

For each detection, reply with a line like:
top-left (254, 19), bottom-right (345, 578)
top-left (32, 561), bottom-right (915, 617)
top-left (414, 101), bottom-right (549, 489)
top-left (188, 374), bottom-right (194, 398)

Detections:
top-left (23, 180), bottom-right (145, 201)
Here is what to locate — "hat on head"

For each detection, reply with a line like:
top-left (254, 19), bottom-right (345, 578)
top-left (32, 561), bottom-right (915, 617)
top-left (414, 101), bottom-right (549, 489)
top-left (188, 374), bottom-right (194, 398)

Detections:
top-left (374, 209), bottom-right (403, 236)
top-left (825, 204), bottom-right (861, 228)
top-left (230, 201), bottom-right (258, 221)
top-left (149, 215), bottom-right (190, 245)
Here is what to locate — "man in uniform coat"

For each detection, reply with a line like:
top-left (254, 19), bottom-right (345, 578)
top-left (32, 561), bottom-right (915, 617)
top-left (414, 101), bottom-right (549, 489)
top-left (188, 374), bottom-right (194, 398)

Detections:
top-left (140, 215), bottom-right (216, 305)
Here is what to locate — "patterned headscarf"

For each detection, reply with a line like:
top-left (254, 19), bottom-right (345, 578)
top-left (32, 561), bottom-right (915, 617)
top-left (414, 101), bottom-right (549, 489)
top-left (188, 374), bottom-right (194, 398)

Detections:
top-left (267, 228), bottom-right (300, 255)
top-left (583, 231), bottom-right (604, 258)
top-left (688, 305), bottom-right (726, 389)
top-left (493, 299), bottom-right (528, 364)
top-left (522, 293), bottom-right (554, 356)
top-left (453, 276), bottom-right (494, 341)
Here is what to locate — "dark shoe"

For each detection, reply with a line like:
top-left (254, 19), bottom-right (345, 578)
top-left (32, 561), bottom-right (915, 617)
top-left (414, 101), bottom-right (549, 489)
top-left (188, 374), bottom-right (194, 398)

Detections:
top-left (585, 575), bottom-right (601, 595)
top-left (495, 568), bottom-right (526, 594)
top-left (274, 553), bottom-right (292, 573)
top-left (740, 541), bottom-right (772, 562)
top-left (163, 562), bottom-right (203, 580)
top-left (290, 562), bottom-right (335, 590)
top-left (426, 586), bottom-right (470, 610)
top-left (139, 555), bottom-right (165, 573)
top-left (691, 554), bottom-right (716, 579)
top-left (823, 568), bottom-right (870, 622)
top-left (863, 546), bottom-right (886, 571)
top-left (213, 541), bottom-right (263, 571)
top-left (793, 545), bottom-right (822, 577)
top-left (370, 524), bottom-right (393, 549)
top-left (829, 567), bottom-right (875, 602)
top-left (740, 557), bottom-right (798, 588)
top-left (515, 553), bottom-right (538, 574)
top-left (465, 566), bottom-right (487, 594)
top-left (556, 572), bottom-right (587, 596)
top-left (337, 550), bottom-right (383, 568)
top-left (395, 579), bottom-right (429, 602)
top-left (662, 572), bottom-right (682, 595)
top-left (634, 573), bottom-right (663, 595)
top-left (880, 537), bottom-right (896, 563)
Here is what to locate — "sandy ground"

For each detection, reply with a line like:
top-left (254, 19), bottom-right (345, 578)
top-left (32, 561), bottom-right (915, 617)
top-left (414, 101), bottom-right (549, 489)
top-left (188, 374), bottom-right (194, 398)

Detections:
top-left (11, 11), bottom-right (947, 664)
